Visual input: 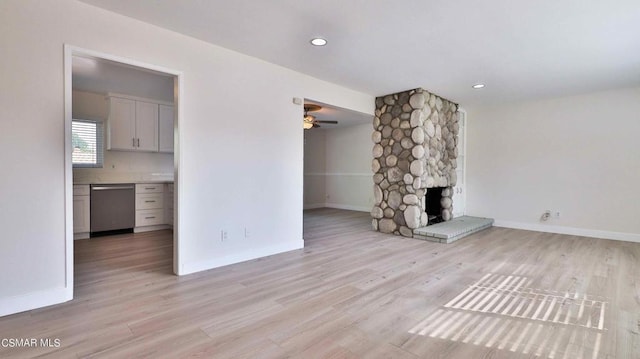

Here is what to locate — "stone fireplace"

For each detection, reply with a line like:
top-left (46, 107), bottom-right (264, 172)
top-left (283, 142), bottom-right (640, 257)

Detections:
top-left (371, 88), bottom-right (459, 237)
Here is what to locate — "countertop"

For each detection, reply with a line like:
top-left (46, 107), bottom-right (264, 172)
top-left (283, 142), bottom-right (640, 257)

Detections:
top-left (73, 172), bottom-right (174, 185)
top-left (74, 180), bottom-right (174, 185)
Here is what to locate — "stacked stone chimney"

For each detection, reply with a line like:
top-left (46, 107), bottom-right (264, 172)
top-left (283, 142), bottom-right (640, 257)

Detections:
top-left (371, 88), bottom-right (459, 237)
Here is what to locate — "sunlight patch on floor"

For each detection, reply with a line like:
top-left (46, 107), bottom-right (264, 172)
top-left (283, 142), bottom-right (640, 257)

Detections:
top-left (408, 273), bottom-right (607, 358)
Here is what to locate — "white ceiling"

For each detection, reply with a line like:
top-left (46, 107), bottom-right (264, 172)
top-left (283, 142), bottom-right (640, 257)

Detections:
top-left (80, 0), bottom-right (640, 107)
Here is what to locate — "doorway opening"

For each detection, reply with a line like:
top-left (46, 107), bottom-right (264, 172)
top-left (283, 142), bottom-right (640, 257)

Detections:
top-left (301, 99), bottom-right (374, 240)
top-left (64, 45), bottom-right (182, 300)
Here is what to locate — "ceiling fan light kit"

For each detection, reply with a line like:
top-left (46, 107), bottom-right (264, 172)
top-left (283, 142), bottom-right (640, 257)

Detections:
top-left (303, 104), bottom-right (338, 129)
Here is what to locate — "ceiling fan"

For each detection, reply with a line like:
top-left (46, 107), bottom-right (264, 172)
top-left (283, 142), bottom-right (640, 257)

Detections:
top-left (303, 104), bottom-right (338, 129)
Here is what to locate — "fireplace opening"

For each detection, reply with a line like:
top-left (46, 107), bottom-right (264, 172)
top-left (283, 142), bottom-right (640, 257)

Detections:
top-left (425, 187), bottom-right (445, 225)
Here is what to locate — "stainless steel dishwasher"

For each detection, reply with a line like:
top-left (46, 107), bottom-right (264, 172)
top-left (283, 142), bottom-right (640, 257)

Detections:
top-left (90, 184), bottom-right (135, 235)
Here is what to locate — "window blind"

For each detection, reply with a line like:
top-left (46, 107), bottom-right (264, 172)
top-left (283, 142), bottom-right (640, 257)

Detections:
top-left (72, 119), bottom-right (104, 168)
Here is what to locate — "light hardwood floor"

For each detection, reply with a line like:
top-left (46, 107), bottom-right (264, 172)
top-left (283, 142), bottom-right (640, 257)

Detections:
top-left (1, 208), bottom-right (639, 358)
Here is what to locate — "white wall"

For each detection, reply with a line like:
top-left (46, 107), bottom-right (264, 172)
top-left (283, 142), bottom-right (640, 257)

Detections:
top-left (0, 0), bottom-right (373, 316)
top-left (325, 124), bottom-right (374, 211)
top-left (303, 123), bottom-right (373, 212)
top-left (466, 87), bottom-right (640, 241)
top-left (73, 58), bottom-right (174, 102)
top-left (73, 90), bottom-right (108, 120)
top-left (303, 129), bottom-right (326, 207)
top-left (72, 90), bottom-right (174, 183)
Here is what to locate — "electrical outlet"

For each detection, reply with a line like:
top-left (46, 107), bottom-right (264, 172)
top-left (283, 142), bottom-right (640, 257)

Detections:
top-left (555, 211), bottom-right (561, 219)
top-left (244, 228), bottom-right (250, 238)
top-left (540, 210), bottom-right (551, 221)
top-left (221, 230), bottom-right (228, 241)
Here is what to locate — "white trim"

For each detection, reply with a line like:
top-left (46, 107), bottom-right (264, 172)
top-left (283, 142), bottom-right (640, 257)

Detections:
top-left (173, 67), bottom-right (183, 276)
top-left (304, 172), bottom-right (371, 177)
top-left (0, 287), bottom-right (71, 317)
top-left (69, 46), bottom-right (184, 78)
top-left (180, 240), bottom-right (303, 275)
top-left (493, 220), bottom-right (640, 243)
top-left (63, 45), bottom-right (74, 304)
top-left (325, 203), bottom-right (370, 212)
top-left (64, 45), bottom-right (185, 293)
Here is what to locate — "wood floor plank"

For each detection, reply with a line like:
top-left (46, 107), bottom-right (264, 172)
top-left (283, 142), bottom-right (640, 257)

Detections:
top-left (0, 209), bottom-right (639, 358)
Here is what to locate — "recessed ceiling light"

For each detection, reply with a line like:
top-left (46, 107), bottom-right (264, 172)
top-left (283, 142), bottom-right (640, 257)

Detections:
top-left (310, 38), bottom-right (327, 46)
top-left (472, 83), bottom-right (485, 89)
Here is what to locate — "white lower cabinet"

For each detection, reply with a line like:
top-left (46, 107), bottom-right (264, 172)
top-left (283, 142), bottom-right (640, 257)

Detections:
top-left (136, 193), bottom-right (164, 210)
top-left (165, 183), bottom-right (174, 226)
top-left (134, 182), bottom-right (174, 232)
top-left (136, 209), bottom-right (165, 227)
top-left (73, 185), bottom-right (90, 239)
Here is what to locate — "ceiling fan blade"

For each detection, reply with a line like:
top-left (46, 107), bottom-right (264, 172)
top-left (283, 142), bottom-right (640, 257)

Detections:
top-left (304, 104), bottom-right (322, 113)
top-left (316, 120), bottom-right (338, 124)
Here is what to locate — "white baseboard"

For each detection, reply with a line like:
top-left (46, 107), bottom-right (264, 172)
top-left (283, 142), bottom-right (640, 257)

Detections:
top-left (179, 240), bottom-right (304, 275)
top-left (324, 203), bottom-right (370, 212)
top-left (493, 220), bottom-right (640, 243)
top-left (0, 287), bottom-right (71, 317)
top-left (134, 224), bottom-right (171, 233)
top-left (74, 232), bottom-right (90, 240)
top-left (304, 203), bottom-right (370, 213)
top-left (303, 203), bottom-right (326, 210)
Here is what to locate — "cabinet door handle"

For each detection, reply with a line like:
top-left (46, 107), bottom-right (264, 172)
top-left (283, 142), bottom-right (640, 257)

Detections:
top-left (145, 187), bottom-right (156, 190)
top-left (137, 138), bottom-right (140, 147)
top-left (144, 200), bottom-right (156, 203)
top-left (145, 216), bottom-right (156, 219)
top-left (132, 138), bottom-right (136, 147)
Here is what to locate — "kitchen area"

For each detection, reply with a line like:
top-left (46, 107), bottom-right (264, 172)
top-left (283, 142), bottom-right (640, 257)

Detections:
top-left (71, 55), bottom-right (176, 244)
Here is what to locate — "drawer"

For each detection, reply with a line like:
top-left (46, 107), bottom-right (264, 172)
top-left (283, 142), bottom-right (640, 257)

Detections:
top-left (136, 193), bottom-right (164, 210)
top-left (136, 183), bottom-right (164, 194)
top-left (166, 183), bottom-right (174, 193)
top-left (136, 209), bottom-right (164, 227)
top-left (73, 185), bottom-right (90, 196)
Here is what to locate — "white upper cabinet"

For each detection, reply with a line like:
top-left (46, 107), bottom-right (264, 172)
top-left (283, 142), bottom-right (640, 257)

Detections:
top-left (158, 104), bottom-right (174, 153)
top-left (135, 101), bottom-right (159, 152)
top-left (107, 94), bottom-right (172, 153)
top-left (107, 97), bottom-right (137, 150)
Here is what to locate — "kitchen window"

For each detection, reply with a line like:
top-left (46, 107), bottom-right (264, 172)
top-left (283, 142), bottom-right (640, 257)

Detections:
top-left (72, 119), bottom-right (104, 168)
